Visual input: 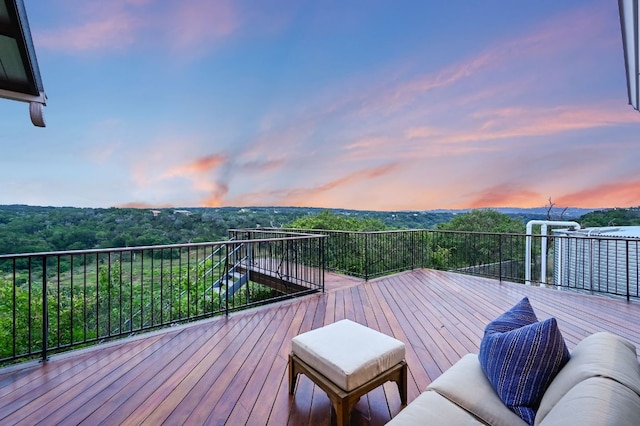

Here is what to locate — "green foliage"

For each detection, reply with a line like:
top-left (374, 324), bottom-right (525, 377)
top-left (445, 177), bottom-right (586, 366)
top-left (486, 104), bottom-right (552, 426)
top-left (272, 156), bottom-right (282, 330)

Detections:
top-left (0, 250), bottom-right (283, 363)
top-left (431, 210), bottom-right (526, 278)
top-left (0, 205), bottom-right (559, 255)
top-left (429, 245), bottom-right (452, 269)
top-left (0, 206), bottom-right (397, 255)
top-left (437, 209), bottom-right (525, 233)
top-left (578, 207), bottom-right (640, 227)
top-left (0, 279), bottom-right (43, 358)
top-left (286, 210), bottom-right (387, 231)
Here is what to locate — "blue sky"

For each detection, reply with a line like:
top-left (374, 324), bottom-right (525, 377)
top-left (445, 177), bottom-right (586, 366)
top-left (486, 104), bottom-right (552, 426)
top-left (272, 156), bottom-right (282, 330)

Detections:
top-left (1, 0), bottom-right (639, 211)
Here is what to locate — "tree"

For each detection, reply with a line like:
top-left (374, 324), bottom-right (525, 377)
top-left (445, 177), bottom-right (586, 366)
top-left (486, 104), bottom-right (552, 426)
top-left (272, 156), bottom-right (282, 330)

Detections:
top-left (545, 197), bottom-right (568, 221)
top-left (437, 209), bottom-right (525, 233)
top-left (286, 210), bottom-right (386, 231)
top-left (433, 210), bottom-right (526, 279)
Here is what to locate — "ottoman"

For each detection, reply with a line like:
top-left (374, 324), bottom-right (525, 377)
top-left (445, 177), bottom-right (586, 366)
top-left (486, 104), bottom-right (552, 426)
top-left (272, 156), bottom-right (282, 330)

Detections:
top-left (289, 319), bottom-right (407, 425)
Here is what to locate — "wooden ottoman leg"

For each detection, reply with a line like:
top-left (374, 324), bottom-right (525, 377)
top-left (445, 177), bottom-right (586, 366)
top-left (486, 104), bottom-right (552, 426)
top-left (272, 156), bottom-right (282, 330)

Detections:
top-left (398, 361), bottom-right (408, 406)
top-left (288, 354), bottom-right (298, 395)
top-left (333, 396), bottom-right (351, 426)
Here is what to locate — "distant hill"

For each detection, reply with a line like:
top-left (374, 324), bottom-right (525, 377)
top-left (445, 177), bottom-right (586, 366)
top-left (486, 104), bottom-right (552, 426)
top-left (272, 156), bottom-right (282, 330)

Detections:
top-left (429, 206), bottom-right (597, 218)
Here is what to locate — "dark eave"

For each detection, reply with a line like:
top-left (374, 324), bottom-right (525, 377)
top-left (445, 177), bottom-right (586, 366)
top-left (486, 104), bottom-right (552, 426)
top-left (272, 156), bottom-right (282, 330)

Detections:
top-left (619, 0), bottom-right (640, 111)
top-left (0, 0), bottom-right (46, 126)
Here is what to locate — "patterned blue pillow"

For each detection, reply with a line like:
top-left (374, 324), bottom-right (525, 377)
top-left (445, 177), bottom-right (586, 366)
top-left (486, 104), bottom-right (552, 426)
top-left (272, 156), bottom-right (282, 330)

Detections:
top-left (479, 297), bottom-right (570, 425)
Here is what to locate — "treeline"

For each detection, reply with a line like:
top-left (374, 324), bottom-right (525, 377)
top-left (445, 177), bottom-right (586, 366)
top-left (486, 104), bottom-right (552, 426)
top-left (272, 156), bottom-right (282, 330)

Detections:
top-left (1, 204), bottom-right (637, 256)
top-left (0, 205), bottom-right (455, 255)
top-left (578, 207), bottom-right (640, 227)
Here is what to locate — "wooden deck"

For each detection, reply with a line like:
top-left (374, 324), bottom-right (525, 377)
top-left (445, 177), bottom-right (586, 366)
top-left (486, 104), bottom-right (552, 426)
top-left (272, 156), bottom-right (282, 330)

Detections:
top-left (2, 269), bottom-right (640, 425)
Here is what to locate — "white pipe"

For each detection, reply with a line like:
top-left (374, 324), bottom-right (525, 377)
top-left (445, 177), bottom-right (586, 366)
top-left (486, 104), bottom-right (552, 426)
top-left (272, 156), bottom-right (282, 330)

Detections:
top-left (525, 220), bottom-right (581, 285)
top-left (541, 224), bottom-right (548, 285)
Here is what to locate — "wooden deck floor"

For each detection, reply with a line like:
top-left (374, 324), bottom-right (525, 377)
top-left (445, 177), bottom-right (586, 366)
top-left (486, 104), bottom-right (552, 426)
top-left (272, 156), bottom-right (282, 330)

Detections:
top-left (2, 269), bottom-right (640, 425)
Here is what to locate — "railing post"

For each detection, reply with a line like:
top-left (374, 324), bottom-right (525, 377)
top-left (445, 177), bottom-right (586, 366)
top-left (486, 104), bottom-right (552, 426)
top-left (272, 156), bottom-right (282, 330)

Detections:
top-left (498, 234), bottom-right (503, 283)
top-left (364, 233), bottom-right (369, 281)
top-left (321, 237), bottom-right (325, 292)
top-left (225, 244), bottom-right (230, 316)
top-left (286, 240), bottom-right (291, 280)
top-left (41, 256), bottom-right (48, 362)
top-left (411, 231), bottom-right (415, 271)
top-left (626, 240), bottom-right (630, 302)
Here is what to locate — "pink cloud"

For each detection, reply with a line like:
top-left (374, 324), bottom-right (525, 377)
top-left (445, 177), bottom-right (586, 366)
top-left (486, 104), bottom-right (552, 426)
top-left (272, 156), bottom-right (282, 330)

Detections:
top-left (350, 2), bottom-right (616, 121)
top-left (441, 103), bottom-right (637, 146)
top-left (201, 182), bottom-right (230, 207)
top-left (36, 6), bottom-right (138, 51)
top-left (226, 163), bottom-right (402, 207)
top-left (168, 1), bottom-right (237, 51)
top-left (159, 153), bottom-right (229, 200)
top-left (464, 183), bottom-right (543, 209)
top-left (163, 154), bottom-right (227, 178)
top-left (557, 180), bottom-right (640, 209)
top-left (35, 0), bottom-right (239, 54)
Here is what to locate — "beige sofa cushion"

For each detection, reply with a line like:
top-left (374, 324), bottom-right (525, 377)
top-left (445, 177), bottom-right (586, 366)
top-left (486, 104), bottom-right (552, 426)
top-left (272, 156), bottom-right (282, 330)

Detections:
top-left (538, 376), bottom-right (640, 426)
top-left (291, 319), bottom-right (405, 391)
top-left (427, 354), bottom-right (527, 426)
top-left (536, 332), bottom-right (640, 424)
top-left (387, 390), bottom-right (485, 425)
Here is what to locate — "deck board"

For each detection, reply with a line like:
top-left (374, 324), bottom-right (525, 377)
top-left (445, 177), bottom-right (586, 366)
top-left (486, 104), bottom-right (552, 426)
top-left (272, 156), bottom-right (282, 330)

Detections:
top-left (2, 269), bottom-right (640, 425)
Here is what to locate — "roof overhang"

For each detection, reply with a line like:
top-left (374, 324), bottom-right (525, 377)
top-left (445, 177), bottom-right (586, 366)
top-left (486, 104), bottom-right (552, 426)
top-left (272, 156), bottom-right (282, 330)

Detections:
top-left (619, 0), bottom-right (640, 111)
top-left (0, 0), bottom-right (46, 127)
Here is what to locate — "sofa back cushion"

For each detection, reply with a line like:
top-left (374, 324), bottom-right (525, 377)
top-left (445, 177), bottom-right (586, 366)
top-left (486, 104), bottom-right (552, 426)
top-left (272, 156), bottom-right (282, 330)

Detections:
top-left (536, 332), bottom-right (640, 425)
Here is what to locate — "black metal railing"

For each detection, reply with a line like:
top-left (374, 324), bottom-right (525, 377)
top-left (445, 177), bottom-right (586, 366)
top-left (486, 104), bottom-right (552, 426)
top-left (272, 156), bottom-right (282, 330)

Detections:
top-left (268, 228), bottom-right (640, 300)
top-left (0, 232), bottom-right (324, 365)
top-left (3, 226), bottom-right (639, 366)
top-left (263, 229), bottom-right (428, 279)
top-left (551, 233), bottom-right (640, 300)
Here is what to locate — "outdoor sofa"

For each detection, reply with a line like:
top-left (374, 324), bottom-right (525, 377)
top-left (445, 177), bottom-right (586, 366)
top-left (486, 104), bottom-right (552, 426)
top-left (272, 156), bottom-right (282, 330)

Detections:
top-left (387, 298), bottom-right (640, 425)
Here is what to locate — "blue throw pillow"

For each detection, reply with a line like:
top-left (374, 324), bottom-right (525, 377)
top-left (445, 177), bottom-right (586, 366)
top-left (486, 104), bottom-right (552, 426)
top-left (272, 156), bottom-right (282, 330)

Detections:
top-left (479, 297), bottom-right (570, 425)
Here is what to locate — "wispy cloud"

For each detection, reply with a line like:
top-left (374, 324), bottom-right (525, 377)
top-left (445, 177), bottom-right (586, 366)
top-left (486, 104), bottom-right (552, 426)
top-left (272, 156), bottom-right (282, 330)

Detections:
top-left (168, 1), bottom-right (237, 51)
top-left (465, 183), bottom-right (543, 209)
top-left (36, 1), bottom-right (145, 52)
top-left (403, 103), bottom-right (639, 151)
top-left (163, 154), bottom-right (227, 178)
top-left (159, 153), bottom-right (230, 203)
top-left (32, 0), bottom-right (639, 211)
top-left (226, 162), bottom-right (402, 207)
top-left (35, 0), bottom-right (239, 54)
top-left (210, 1), bottom-right (636, 210)
top-left (558, 180), bottom-right (640, 208)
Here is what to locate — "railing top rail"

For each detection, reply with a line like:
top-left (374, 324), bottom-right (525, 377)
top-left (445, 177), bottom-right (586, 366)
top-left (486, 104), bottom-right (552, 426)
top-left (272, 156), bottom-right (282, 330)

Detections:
top-left (260, 226), bottom-right (640, 239)
top-left (228, 228), bottom-right (325, 237)
top-left (260, 227), bottom-right (428, 235)
top-left (430, 229), bottom-right (640, 241)
top-left (0, 233), bottom-right (326, 260)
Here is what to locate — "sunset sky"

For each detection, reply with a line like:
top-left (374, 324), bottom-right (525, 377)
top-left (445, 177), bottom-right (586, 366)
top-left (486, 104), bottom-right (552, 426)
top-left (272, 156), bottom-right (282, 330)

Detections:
top-left (2, 0), bottom-right (639, 211)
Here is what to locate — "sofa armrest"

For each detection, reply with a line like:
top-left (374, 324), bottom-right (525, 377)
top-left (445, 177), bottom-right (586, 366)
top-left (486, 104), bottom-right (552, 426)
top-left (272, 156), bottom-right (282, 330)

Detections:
top-left (426, 354), bottom-right (527, 426)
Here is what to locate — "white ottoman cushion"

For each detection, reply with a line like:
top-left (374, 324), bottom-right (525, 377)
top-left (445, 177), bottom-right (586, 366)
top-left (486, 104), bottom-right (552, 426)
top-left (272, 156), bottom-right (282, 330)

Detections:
top-left (291, 319), bottom-right (405, 391)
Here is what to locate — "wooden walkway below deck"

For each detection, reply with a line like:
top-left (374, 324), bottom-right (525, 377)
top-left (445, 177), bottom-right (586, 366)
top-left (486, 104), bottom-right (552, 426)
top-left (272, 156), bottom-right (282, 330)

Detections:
top-left (1, 269), bottom-right (640, 425)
